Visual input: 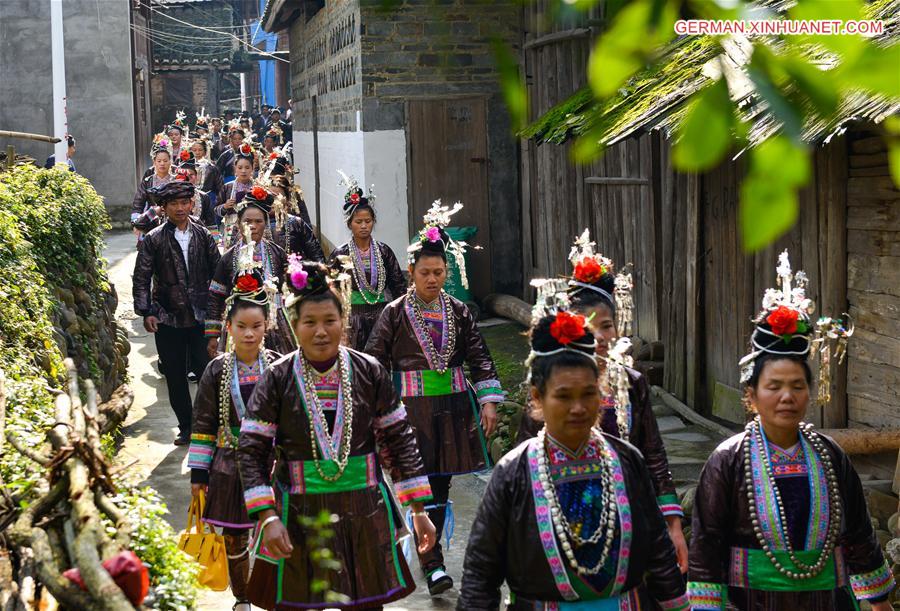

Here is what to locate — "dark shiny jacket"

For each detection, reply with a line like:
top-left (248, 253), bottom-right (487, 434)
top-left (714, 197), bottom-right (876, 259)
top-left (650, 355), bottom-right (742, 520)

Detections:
top-left (199, 161), bottom-right (225, 208)
top-left (190, 349), bottom-right (281, 484)
top-left (365, 293), bottom-right (499, 385)
top-left (328, 240), bottom-right (407, 301)
top-left (206, 239), bottom-right (287, 329)
top-left (272, 214), bottom-right (324, 262)
top-left (216, 148), bottom-right (236, 178)
top-left (132, 220), bottom-right (221, 328)
top-left (458, 435), bottom-right (686, 610)
top-left (690, 431), bottom-right (889, 587)
top-left (238, 349), bottom-right (429, 497)
top-left (517, 368), bottom-right (678, 504)
top-left (130, 173), bottom-right (172, 222)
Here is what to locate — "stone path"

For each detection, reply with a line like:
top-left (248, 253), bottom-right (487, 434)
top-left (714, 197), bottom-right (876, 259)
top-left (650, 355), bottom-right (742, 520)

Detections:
top-left (105, 230), bottom-right (725, 610)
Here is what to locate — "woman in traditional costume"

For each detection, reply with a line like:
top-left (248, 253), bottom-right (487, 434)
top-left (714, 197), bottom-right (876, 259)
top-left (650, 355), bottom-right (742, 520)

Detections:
top-left (365, 201), bottom-right (503, 596)
top-left (218, 143), bottom-right (257, 249)
top-left (260, 151), bottom-right (324, 262)
top-left (328, 172), bottom-right (406, 351)
top-left (189, 136), bottom-right (225, 209)
top-left (189, 262), bottom-right (280, 611)
top-left (237, 261), bottom-right (437, 610)
top-left (567, 229), bottom-right (688, 572)
top-left (688, 251), bottom-right (895, 610)
top-left (458, 281), bottom-right (689, 610)
top-left (130, 136), bottom-right (173, 236)
top-left (206, 186), bottom-right (294, 356)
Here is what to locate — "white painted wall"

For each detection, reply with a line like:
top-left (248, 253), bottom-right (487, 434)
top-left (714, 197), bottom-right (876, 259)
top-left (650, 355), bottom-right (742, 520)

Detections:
top-left (292, 123), bottom-right (410, 260)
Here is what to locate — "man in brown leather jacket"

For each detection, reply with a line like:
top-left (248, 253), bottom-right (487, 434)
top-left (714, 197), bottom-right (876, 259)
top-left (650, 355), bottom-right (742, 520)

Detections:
top-left (132, 180), bottom-right (221, 445)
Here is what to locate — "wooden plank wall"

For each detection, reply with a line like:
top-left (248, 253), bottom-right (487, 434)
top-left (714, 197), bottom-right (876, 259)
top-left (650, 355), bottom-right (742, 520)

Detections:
top-left (695, 139), bottom-right (848, 426)
top-left (846, 133), bottom-right (900, 429)
top-left (518, 9), bottom-right (853, 424)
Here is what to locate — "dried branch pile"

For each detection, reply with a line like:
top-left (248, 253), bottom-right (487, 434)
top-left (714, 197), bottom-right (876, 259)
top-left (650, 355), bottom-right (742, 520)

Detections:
top-left (1, 361), bottom-right (137, 610)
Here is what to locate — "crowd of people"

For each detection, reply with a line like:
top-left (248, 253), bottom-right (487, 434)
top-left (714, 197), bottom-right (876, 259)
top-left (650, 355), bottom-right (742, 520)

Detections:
top-left (128, 110), bottom-right (895, 611)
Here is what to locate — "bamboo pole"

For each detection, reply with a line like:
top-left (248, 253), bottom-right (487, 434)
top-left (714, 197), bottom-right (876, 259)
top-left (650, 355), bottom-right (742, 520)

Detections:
top-left (0, 131), bottom-right (61, 144)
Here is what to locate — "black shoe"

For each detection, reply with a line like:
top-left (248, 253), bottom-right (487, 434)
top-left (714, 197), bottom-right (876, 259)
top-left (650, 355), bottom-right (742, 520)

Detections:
top-left (157, 360), bottom-right (166, 376)
top-left (427, 569), bottom-right (453, 596)
top-left (174, 434), bottom-right (190, 446)
top-left (187, 371), bottom-right (198, 383)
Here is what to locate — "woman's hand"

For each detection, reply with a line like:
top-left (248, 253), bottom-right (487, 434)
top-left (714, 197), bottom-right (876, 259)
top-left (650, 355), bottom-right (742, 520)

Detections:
top-left (412, 511), bottom-right (437, 553)
top-left (869, 601), bottom-right (893, 611)
top-left (191, 483), bottom-right (207, 498)
top-left (260, 512), bottom-right (293, 560)
top-left (480, 402), bottom-right (498, 438)
top-left (223, 198), bottom-right (236, 211)
top-left (665, 515), bottom-right (689, 574)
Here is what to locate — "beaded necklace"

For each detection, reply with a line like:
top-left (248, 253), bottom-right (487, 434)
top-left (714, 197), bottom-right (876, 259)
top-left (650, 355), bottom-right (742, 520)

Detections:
top-left (231, 239), bottom-right (274, 281)
top-left (348, 239), bottom-right (385, 304)
top-left (218, 350), bottom-right (271, 449)
top-left (536, 429), bottom-right (619, 576)
top-left (743, 417), bottom-right (842, 579)
top-left (296, 349), bottom-right (355, 482)
top-left (407, 289), bottom-right (456, 374)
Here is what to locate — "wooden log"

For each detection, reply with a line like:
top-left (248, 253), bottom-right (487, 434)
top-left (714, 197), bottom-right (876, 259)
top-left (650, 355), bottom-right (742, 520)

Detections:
top-left (97, 385), bottom-right (134, 436)
top-left (818, 427), bottom-right (900, 455)
top-left (483, 293), bottom-right (531, 328)
top-left (847, 177), bottom-right (899, 199)
top-left (846, 229), bottom-right (900, 257)
top-left (0, 131), bottom-right (60, 144)
top-left (650, 385), bottom-right (737, 439)
top-left (848, 254), bottom-right (900, 298)
top-left (849, 152), bottom-right (889, 168)
top-left (849, 166), bottom-right (892, 177)
top-left (851, 136), bottom-right (887, 155)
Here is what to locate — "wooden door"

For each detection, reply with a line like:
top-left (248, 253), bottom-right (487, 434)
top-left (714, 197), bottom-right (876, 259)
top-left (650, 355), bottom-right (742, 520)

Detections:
top-left (407, 98), bottom-right (492, 299)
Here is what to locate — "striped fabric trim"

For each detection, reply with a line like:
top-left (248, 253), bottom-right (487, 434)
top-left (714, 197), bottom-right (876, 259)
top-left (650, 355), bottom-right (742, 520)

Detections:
top-left (187, 433), bottom-right (217, 470)
top-left (244, 485), bottom-right (276, 515)
top-left (395, 367), bottom-right (467, 397)
top-left (850, 560), bottom-right (895, 600)
top-left (130, 212), bottom-right (141, 223)
top-left (394, 476), bottom-right (433, 505)
top-left (209, 280), bottom-right (228, 296)
top-left (657, 493), bottom-right (685, 517)
top-left (658, 593), bottom-right (691, 610)
top-left (473, 379), bottom-right (505, 405)
top-left (688, 581), bottom-right (726, 610)
top-left (240, 418), bottom-right (277, 438)
top-left (204, 319), bottom-right (223, 338)
top-left (374, 404), bottom-right (408, 429)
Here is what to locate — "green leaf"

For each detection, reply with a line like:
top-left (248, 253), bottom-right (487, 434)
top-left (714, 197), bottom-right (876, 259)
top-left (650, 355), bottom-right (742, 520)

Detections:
top-left (789, 0), bottom-right (865, 57)
top-left (740, 136), bottom-right (811, 251)
top-left (490, 38), bottom-right (529, 133)
top-left (587, 0), bottom-right (677, 97)
top-left (672, 79), bottom-right (734, 171)
top-left (748, 46), bottom-right (804, 142)
top-left (782, 55), bottom-right (839, 119)
top-left (888, 141), bottom-right (900, 188)
top-left (837, 43), bottom-right (900, 99)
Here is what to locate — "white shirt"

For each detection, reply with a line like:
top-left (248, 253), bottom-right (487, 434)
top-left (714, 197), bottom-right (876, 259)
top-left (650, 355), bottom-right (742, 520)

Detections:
top-left (173, 226), bottom-right (192, 271)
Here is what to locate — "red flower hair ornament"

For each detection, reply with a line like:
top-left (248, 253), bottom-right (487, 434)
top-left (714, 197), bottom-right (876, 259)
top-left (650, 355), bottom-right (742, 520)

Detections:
top-left (573, 257), bottom-right (607, 284)
top-left (235, 274), bottom-right (261, 293)
top-left (250, 186), bottom-right (268, 201)
top-left (766, 305), bottom-right (799, 337)
top-left (179, 149), bottom-right (190, 161)
top-left (240, 143), bottom-right (252, 155)
top-left (269, 152), bottom-right (279, 160)
top-left (549, 310), bottom-right (587, 346)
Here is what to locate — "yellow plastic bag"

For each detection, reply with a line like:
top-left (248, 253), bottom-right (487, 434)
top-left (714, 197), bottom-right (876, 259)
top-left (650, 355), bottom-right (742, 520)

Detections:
top-left (178, 491), bottom-right (229, 591)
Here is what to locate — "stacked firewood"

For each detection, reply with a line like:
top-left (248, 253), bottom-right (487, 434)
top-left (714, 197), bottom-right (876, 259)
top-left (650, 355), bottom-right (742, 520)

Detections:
top-left (0, 361), bottom-right (138, 610)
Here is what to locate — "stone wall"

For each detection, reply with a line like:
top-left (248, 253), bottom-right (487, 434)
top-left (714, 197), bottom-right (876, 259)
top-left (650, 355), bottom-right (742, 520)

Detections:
top-left (0, 0), bottom-right (137, 224)
top-left (288, 0), bottom-right (363, 132)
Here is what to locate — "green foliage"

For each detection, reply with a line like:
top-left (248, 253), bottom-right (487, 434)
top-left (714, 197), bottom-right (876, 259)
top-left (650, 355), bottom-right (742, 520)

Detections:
top-left (672, 79), bottom-right (735, 171)
top-left (113, 487), bottom-right (199, 610)
top-left (297, 511), bottom-right (351, 604)
top-left (740, 136), bottom-right (811, 251)
top-left (0, 165), bottom-right (198, 608)
top-left (518, 0), bottom-right (900, 252)
top-left (491, 37), bottom-right (529, 133)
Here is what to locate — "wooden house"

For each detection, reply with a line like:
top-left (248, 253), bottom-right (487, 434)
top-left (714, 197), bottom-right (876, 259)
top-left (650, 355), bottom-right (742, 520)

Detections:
top-left (517, 0), bottom-right (899, 442)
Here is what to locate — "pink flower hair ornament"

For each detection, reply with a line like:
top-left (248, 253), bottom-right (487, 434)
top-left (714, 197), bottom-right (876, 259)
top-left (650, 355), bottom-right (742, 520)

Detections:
top-left (424, 226), bottom-right (441, 243)
top-left (287, 254), bottom-right (308, 290)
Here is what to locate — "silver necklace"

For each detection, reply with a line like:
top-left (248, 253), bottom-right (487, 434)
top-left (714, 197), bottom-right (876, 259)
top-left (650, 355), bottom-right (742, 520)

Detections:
top-left (743, 417), bottom-right (842, 579)
top-left (408, 289), bottom-right (456, 374)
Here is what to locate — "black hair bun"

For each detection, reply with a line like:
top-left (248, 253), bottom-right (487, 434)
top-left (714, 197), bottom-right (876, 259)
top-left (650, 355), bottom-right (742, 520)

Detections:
top-left (285, 258), bottom-right (331, 300)
top-left (530, 312), bottom-right (594, 355)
